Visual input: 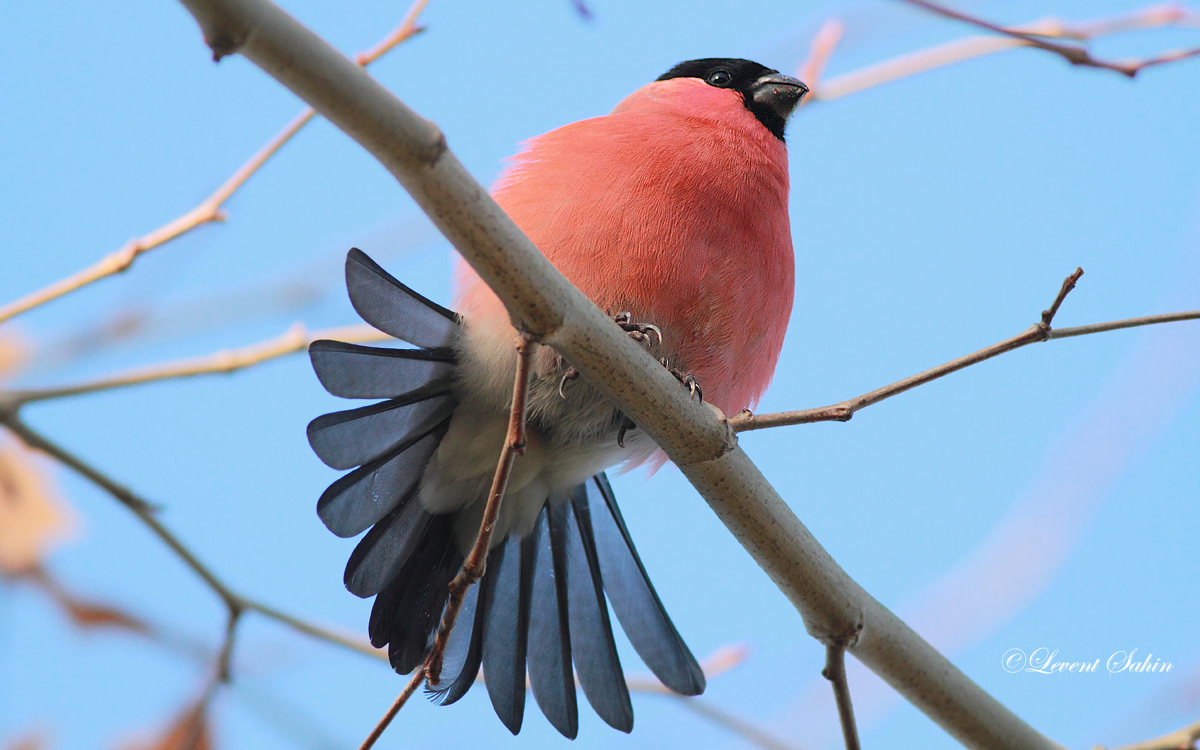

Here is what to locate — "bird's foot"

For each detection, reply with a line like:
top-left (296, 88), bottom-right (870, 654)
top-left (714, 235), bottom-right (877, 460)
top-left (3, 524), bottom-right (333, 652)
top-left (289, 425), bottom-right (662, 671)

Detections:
top-left (659, 356), bottom-right (703, 403)
top-left (613, 311), bottom-right (662, 347)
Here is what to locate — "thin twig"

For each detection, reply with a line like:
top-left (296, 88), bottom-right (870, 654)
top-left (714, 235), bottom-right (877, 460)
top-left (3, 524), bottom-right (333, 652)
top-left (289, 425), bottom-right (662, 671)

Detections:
top-left (427, 334), bottom-right (536, 685)
top-left (816, 4), bottom-right (1200, 101)
top-left (0, 0), bottom-right (429, 327)
top-left (358, 670), bottom-right (426, 750)
top-left (1097, 716), bottom-right (1200, 750)
top-left (733, 268), bottom-right (1090, 431)
top-left (242, 599), bottom-right (386, 661)
top-left (216, 605), bottom-right (244, 683)
top-left (895, 0), bottom-right (1198, 78)
top-left (823, 644), bottom-right (862, 750)
top-left (7, 323), bottom-right (388, 405)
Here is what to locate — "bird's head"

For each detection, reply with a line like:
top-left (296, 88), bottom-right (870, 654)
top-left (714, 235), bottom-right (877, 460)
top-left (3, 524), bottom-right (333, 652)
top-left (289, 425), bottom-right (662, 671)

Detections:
top-left (654, 58), bottom-right (808, 142)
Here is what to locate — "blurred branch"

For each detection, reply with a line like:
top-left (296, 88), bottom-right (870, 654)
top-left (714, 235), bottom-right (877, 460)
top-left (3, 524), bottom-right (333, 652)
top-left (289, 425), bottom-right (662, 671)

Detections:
top-left (672, 700), bottom-right (804, 750)
top-left (733, 274), bottom-right (1200, 433)
top-left (7, 322), bottom-right (388, 405)
top-left (0, 0), bottom-right (429, 327)
top-left (893, 0), bottom-right (1199, 78)
top-left (0, 411), bottom-right (387, 667)
top-left (816, 4), bottom-right (1200, 101)
top-left (629, 645), bottom-right (805, 750)
top-left (1098, 717), bottom-right (1200, 750)
top-left (796, 18), bottom-right (845, 99)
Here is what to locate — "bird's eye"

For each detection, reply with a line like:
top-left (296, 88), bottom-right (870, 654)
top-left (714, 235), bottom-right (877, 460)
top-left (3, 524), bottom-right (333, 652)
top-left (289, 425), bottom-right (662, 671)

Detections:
top-left (707, 70), bottom-right (732, 86)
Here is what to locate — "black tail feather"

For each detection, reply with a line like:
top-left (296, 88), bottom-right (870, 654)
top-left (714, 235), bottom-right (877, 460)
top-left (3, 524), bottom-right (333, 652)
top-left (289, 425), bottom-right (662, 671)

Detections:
top-left (345, 248), bottom-right (458, 350)
top-left (344, 490), bottom-right (432, 598)
top-left (307, 391), bottom-right (455, 471)
top-left (565, 486), bottom-right (634, 732)
top-left (582, 474), bottom-right (706, 696)
top-left (426, 561), bottom-right (487, 706)
top-left (384, 516), bottom-right (461, 674)
top-left (316, 419), bottom-right (449, 538)
top-left (482, 533), bottom-right (532, 735)
top-left (310, 339), bottom-right (455, 400)
top-left (529, 503), bottom-right (579, 739)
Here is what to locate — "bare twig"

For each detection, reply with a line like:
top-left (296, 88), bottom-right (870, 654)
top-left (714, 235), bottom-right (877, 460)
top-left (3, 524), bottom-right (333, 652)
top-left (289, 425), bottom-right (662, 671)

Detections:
top-left (816, 4), bottom-right (1200, 101)
top-left (628, 645), bottom-right (804, 750)
top-left (358, 670), bottom-right (425, 750)
top-left (823, 644), bottom-right (862, 750)
top-left (734, 272), bottom-right (1200, 432)
top-left (215, 605), bottom-right (244, 683)
top-left (894, 0), bottom-right (1198, 78)
top-left (0, 0), bottom-right (429, 327)
top-left (1098, 717), bottom-right (1200, 750)
top-left (7, 322), bottom-right (388, 405)
top-left (428, 335), bottom-right (535, 684)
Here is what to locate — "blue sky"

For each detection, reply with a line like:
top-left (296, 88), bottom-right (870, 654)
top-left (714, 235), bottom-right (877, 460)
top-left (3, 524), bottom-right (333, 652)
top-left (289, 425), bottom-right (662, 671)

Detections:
top-left (1, 0), bottom-right (1198, 748)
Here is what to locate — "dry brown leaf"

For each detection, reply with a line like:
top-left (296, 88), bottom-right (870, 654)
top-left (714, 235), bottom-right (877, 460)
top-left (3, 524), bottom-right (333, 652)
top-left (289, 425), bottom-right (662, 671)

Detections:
top-left (27, 566), bottom-right (151, 635)
top-left (118, 700), bottom-right (211, 750)
top-left (0, 440), bottom-right (74, 575)
top-left (0, 328), bottom-right (31, 380)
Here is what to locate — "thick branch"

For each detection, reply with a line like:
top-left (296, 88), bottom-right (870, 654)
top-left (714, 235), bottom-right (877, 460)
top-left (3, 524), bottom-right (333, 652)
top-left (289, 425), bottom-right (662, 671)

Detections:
top-left (170, 0), bottom-right (1069, 747)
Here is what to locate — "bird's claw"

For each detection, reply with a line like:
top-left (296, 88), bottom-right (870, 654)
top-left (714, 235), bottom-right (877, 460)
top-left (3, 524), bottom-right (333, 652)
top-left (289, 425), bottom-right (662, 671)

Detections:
top-left (659, 356), bottom-right (703, 403)
top-left (617, 415), bottom-right (636, 448)
top-left (558, 367), bottom-right (580, 399)
top-left (613, 311), bottom-right (662, 347)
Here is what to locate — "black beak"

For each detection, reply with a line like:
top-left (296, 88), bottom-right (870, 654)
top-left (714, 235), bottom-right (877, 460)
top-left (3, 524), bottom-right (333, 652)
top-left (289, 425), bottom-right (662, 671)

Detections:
top-left (750, 73), bottom-right (809, 122)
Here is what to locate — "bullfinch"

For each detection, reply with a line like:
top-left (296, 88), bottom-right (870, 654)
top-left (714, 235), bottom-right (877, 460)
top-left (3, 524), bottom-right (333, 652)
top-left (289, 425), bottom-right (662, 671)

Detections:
top-left (306, 58), bottom-right (805, 738)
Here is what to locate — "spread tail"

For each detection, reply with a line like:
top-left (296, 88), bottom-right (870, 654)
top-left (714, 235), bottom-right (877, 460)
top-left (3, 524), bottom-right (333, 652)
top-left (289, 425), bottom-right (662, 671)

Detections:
top-left (308, 249), bottom-right (704, 737)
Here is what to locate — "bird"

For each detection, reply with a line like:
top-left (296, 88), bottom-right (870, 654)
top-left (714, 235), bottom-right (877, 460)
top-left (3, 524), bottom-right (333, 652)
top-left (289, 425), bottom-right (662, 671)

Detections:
top-left (306, 58), bottom-right (806, 738)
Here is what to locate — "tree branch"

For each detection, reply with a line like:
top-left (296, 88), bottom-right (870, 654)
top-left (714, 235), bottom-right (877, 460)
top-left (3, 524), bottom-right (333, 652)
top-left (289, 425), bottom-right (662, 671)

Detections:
top-left (0, 410), bottom-right (389, 668)
top-left (169, 0), bottom-right (1070, 747)
top-left (6, 323), bottom-right (388, 405)
top-left (816, 4), bottom-right (1200, 101)
top-left (823, 643), bottom-right (862, 750)
top-left (732, 272), bottom-right (1200, 433)
top-left (0, 0), bottom-right (428, 327)
top-left (894, 0), bottom-right (1198, 78)
top-left (1098, 717), bottom-right (1200, 750)
top-left (358, 670), bottom-right (426, 750)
